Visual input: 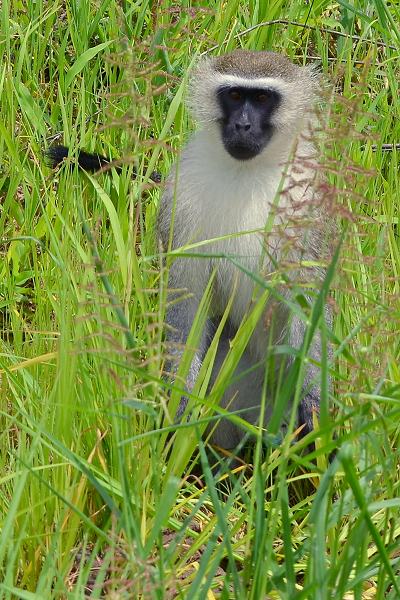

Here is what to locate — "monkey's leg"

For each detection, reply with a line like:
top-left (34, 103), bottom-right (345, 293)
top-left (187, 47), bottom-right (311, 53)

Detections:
top-left (206, 332), bottom-right (266, 449)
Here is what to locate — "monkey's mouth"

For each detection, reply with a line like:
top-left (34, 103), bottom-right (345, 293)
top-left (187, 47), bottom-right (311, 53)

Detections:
top-left (225, 143), bottom-right (262, 161)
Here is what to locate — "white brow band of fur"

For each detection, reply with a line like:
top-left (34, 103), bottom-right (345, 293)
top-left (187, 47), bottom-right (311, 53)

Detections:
top-left (210, 74), bottom-right (293, 94)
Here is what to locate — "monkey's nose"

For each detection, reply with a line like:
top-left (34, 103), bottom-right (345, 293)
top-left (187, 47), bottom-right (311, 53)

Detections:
top-left (235, 122), bottom-right (251, 132)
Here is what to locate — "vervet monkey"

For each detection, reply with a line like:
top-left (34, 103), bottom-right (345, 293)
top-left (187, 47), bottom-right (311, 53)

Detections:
top-left (47, 50), bottom-right (333, 451)
top-left (157, 50), bottom-right (333, 449)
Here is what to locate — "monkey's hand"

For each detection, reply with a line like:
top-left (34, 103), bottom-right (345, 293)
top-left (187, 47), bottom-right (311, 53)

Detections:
top-left (173, 353), bottom-right (204, 421)
top-left (298, 392), bottom-right (320, 439)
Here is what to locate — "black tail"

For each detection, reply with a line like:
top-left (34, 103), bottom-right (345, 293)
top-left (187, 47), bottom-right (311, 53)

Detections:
top-left (45, 145), bottom-right (121, 173)
top-left (45, 144), bottom-right (161, 182)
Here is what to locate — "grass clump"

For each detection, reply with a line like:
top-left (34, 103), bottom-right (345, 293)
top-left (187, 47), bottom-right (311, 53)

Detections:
top-left (0, 1), bottom-right (399, 598)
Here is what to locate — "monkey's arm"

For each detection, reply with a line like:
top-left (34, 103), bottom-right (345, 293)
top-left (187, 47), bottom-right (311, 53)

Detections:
top-left (286, 225), bottom-right (334, 439)
top-left (288, 303), bottom-right (331, 438)
top-left (165, 289), bottom-right (213, 419)
top-left (158, 186), bottom-right (212, 419)
top-left (277, 204), bottom-right (335, 440)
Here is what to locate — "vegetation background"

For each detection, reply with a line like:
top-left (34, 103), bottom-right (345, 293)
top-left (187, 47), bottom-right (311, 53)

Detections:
top-left (0, 0), bottom-right (399, 598)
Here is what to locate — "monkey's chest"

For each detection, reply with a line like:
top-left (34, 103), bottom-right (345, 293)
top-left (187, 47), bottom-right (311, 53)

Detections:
top-left (178, 170), bottom-right (283, 319)
top-left (197, 214), bottom-right (272, 323)
top-left (211, 244), bottom-right (266, 323)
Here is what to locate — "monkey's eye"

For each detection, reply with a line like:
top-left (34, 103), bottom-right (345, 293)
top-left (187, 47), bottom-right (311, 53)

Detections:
top-left (229, 90), bottom-right (242, 101)
top-left (256, 93), bottom-right (269, 103)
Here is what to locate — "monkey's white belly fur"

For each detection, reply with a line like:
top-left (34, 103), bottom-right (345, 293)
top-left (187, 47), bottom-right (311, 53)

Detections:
top-left (171, 129), bottom-right (295, 330)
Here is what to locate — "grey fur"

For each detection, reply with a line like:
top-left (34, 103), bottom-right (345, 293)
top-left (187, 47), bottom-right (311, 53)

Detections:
top-left (158, 50), bottom-right (332, 450)
top-left (214, 50), bottom-right (308, 80)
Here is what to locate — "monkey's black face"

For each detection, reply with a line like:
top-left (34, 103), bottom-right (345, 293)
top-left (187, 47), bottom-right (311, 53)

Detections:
top-left (217, 86), bottom-right (281, 160)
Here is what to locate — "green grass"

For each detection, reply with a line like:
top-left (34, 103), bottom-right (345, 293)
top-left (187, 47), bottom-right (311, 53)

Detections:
top-left (0, 0), bottom-right (400, 598)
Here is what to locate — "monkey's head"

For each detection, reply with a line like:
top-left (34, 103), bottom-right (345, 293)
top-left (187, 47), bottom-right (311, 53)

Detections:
top-left (190, 50), bottom-right (318, 161)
